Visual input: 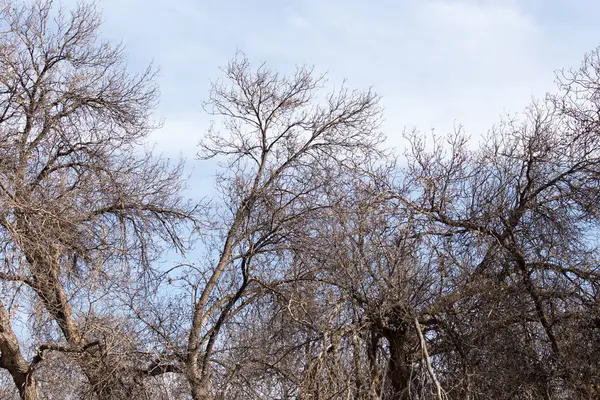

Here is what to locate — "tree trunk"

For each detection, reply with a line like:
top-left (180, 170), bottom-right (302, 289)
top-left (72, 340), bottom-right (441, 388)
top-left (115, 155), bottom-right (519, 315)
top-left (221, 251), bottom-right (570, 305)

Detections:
top-left (191, 384), bottom-right (212, 400)
top-left (0, 302), bottom-right (38, 400)
top-left (11, 371), bottom-right (38, 400)
top-left (385, 329), bottom-right (412, 400)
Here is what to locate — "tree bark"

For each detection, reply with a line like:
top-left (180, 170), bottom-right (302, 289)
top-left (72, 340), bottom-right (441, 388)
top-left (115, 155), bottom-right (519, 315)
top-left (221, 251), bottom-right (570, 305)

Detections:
top-left (384, 326), bottom-right (412, 400)
top-left (0, 302), bottom-right (38, 400)
top-left (190, 379), bottom-right (212, 400)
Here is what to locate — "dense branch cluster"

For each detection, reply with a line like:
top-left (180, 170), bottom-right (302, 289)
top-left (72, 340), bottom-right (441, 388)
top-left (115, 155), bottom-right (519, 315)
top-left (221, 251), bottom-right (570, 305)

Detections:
top-left (1, 1), bottom-right (600, 399)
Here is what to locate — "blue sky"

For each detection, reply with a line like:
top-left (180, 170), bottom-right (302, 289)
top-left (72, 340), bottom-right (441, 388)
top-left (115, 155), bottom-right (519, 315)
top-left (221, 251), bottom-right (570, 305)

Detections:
top-left (79, 0), bottom-right (600, 189)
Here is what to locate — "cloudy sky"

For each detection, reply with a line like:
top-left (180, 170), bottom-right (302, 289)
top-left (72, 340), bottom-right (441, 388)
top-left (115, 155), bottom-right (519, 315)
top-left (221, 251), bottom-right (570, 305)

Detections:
top-left (79, 0), bottom-right (600, 189)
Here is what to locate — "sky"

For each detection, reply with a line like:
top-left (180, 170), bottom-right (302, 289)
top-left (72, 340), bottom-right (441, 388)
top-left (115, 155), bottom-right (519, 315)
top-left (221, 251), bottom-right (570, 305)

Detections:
top-left (9, 0), bottom-right (600, 354)
top-left (73, 0), bottom-right (600, 194)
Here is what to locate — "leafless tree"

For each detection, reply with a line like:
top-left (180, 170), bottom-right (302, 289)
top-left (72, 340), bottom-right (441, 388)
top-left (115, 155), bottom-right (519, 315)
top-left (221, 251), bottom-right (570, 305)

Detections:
top-left (383, 51), bottom-right (600, 397)
top-left (212, 48), bottom-right (600, 400)
top-left (0, 1), bottom-right (196, 398)
top-left (177, 54), bottom-right (383, 399)
top-left (3, 1), bottom-right (600, 399)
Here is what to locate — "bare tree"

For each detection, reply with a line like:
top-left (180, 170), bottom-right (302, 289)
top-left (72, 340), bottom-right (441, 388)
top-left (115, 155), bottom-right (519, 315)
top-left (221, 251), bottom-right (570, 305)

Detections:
top-left (387, 55), bottom-right (600, 397)
top-left (3, 2), bottom-right (600, 398)
top-left (179, 54), bottom-right (383, 399)
top-left (0, 1), bottom-right (196, 398)
top-left (217, 48), bottom-right (600, 400)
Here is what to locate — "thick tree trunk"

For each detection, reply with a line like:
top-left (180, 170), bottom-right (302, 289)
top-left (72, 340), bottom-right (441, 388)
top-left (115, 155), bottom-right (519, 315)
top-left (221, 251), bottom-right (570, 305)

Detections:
top-left (385, 329), bottom-right (412, 400)
top-left (12, 372), bottom-right (38, 400)
top-left (190, 383), bottom-right (212, 400)
top-left (0, 302), bottom-right (38, 400)
top-left (187, 364), bottom-right (213, 400)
